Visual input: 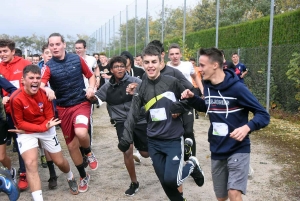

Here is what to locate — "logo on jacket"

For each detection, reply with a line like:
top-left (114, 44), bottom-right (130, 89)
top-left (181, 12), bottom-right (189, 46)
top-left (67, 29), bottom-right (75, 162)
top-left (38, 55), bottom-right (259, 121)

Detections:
top-left (38, 102), bottom-right (44, 112)
top-left (13, 69), bottom-right (22, 74)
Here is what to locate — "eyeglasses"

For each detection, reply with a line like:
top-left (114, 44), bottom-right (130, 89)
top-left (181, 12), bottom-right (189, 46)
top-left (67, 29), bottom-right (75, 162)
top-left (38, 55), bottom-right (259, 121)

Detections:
top-left (112, 65), bottom-right (125, 69)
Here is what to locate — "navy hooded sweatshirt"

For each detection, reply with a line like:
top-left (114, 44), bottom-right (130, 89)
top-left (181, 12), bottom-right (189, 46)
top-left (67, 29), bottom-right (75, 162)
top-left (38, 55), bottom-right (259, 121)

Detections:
top-left (188, 69), bottom-right (270, 160)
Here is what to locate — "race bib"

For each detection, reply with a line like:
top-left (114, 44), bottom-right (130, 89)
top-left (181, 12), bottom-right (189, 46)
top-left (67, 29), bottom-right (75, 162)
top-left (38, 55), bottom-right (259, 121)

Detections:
top-left (212, 122), bottom-right (228, 136)
top-left (150, 108), bottom-right (167, 122)
top-left (10, 80), bottom-right (20, 89)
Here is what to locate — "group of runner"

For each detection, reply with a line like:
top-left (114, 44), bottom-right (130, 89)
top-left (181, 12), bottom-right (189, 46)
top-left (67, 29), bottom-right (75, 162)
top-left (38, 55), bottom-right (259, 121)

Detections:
top-left (0, 33), bottom-right (269, 201)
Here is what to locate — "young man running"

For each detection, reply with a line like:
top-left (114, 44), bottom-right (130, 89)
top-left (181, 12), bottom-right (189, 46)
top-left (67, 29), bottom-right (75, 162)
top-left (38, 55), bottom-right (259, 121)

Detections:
top-left (181, 47), bottom-right (270, 201)
top-left (40, 33), bottom-right (98, 193)
top-left (118, 45), bottom-right (204, 201)
top-left (9, 65), bottom-right (78, 200)
top-left (94, 56), bottom-right (148, 196)
top-left (0, 39), bottom-right (31, 190)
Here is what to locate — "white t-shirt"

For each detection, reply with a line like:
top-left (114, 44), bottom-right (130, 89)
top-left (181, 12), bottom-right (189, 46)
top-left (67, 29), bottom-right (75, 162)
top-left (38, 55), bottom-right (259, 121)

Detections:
top-left (83, 55), bottom-right (97, 88)
top-left (169, 61), bottom-right (195, 83)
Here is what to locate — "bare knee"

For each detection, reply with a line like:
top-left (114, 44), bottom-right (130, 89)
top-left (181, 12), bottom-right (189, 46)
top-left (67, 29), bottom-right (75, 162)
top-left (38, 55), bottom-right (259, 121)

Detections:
top-left (228, 189), bottom-right (242, 200)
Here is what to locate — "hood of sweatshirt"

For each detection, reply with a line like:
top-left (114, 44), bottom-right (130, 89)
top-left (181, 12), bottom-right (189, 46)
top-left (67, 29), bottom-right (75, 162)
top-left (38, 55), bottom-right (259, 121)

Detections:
top-left (120, 51), bottom-right (134, 69)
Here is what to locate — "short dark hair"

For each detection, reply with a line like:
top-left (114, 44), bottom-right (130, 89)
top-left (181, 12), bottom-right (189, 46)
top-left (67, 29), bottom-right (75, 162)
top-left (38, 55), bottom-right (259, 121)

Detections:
top-left (14, 48), bottom-right (22, 57)
top-left (148, 40), bottom-right (164, 53)
top-left (0, 39), bottom-right (15, 51)
top-left (93, 53), bottom-right (99, 57)
top-left (32, 54), bottom-right (40, 58)
top-left (108, 56), bottom-right (127, 71)
top-left (199, 48), bottom-right (223, 68)
top-left (231, 52), bottom-right (239, 57)
top-left (189, 58), bottom-right (196, 62)
top-left (23, 65), bottom-right (41, 77)
top-left (142, 45), bottom-right (162, 62)
top-left (135, 53), bottom-right (142, 58)
top-left (48, 33), bottom-right (65, 45)
top-left (168, 43), bottom-right (181, 53)
top-left (75, 39), bottom-right (86, 48)
top-left (41, 44), bottom-right (48, 53)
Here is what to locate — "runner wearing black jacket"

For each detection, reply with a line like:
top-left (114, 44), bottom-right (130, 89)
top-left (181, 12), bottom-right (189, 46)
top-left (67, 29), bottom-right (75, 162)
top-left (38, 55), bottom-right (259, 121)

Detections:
top-left (118, 45), bottom-right (204, 201)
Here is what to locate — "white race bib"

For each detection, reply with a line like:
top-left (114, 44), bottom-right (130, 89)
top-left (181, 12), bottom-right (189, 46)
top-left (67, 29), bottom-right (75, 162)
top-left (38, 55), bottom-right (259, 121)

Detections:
top-left (212, 122), bottom-right (228, 136)
top-left (150, 108), bottom-right (167, 122)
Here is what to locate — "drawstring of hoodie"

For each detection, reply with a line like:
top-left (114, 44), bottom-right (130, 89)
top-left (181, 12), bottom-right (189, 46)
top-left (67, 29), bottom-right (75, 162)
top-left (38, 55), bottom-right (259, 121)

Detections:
top-left (218, 90), bottom-right (229, 119)
top-left (205, 88), bottom-right (211, 117)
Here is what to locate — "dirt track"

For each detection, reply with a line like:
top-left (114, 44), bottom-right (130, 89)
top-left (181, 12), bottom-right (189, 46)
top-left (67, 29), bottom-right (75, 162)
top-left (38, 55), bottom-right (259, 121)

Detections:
top-left (1, 103), bottom-right (295, 201)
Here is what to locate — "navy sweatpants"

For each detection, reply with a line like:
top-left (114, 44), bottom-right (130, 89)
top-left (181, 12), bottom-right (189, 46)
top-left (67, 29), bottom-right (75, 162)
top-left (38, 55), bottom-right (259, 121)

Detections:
top-left (148, 136), bottom-right (194, 201)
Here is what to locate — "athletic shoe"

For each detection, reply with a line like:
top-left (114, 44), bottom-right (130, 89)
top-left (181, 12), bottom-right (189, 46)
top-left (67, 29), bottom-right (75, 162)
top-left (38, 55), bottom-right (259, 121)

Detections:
top-left (83, 155), bottom-right (88, 168)
top-left (188, 156), bottom-right (205, 187)
top-left (78, 174), bottom-right (90, 193)
top-left (248, 166), bottom-right (254, 180)
top-left (41, 155), bottom-right (47, 168)
top-left (184, 138), bottom-right (193, 161)
top-left (125, 181), bottom-right (139, 196)
top-left (86, 152), bottom-right (98, 170)
top-left (10, 168), bottom-right (16, 183)
top-left (12, 145), bottom-right (17, 153)
top-left (67, 177), bottom-right (79, 195)
top-left (18, 173), bottom-right (28, 190)
top-left (48, 176), bottom-right (58, 189)
top-left (0, 167), bottom-right (20, 201)
top-left (133, 151), bottom-right (141, 163)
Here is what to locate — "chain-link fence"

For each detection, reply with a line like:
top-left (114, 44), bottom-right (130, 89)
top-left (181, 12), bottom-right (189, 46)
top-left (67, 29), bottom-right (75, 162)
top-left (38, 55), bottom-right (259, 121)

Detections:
top-left (87, 0), bottom-right (300, 115)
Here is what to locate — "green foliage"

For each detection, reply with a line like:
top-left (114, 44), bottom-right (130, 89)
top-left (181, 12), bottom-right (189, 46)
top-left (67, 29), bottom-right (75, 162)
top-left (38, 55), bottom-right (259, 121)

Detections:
top-left (286, 52), bottom-right (300, 110)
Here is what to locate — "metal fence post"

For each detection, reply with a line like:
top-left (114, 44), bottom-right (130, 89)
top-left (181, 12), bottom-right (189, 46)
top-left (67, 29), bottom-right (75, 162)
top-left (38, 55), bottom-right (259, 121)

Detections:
top-left (216, 0), bottom-right (220, 48)
top-left (266, 0), bottom-right (275, 112)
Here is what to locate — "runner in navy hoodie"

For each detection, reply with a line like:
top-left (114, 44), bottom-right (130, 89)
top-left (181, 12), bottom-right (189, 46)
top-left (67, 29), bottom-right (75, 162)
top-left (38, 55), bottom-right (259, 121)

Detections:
top-left (181, 47), bottom-right (270, 201)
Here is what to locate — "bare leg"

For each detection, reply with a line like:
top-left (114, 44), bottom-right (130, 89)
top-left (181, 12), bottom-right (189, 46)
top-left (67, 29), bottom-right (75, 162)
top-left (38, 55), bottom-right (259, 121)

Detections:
top-left (124, 144), bottom-right (137, 182)
top-left (48, 151), bottom-right (70, 173)
top-left (0, 144), bottom-right (11, 169)
top-left (228, 189), bottom-right (243, 201)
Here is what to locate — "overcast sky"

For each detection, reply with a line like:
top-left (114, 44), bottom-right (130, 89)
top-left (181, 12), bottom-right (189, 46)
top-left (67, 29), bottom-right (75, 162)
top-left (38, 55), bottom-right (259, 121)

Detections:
top-left (1, 0), bottom-right (199, 38)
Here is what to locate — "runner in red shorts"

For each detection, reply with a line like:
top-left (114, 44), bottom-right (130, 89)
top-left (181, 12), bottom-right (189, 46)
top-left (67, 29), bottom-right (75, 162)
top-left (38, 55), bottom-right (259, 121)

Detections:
top-left (40, 33), bottom-right (98, 193)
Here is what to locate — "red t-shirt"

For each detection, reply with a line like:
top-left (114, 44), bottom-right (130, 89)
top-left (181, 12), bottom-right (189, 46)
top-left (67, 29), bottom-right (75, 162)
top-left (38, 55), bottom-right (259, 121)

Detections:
top-left (0, 56), bottom-right (31, 114)
top-left (9, 87), bottom-right (55, 133)
top-left (41, 57), bottom-right (93, 85)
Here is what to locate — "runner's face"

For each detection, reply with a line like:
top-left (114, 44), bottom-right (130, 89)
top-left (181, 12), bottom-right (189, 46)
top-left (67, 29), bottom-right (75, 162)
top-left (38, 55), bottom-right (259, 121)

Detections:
top-left (94, 55), bottom-right (99, 60)
top-left (48, 36), bottom-right (66, 60)
top-left (0, 46), bottom-right (15, 63)
top-left (42, 48), bottom-right (52, 63)
top-left (135, 56), bottom-right (142, 66)
top-left (168, 48), bottom-right (182, 66)
top-left (199, 55), bottom-right (217, 81)
top-left (110, 62), bottom-right (126, 81)
top-left (75, 43), bottom-right (86, 57)
top-left (231, 54), bottom-right (239, 64)
top-left (143, 55), bottom-right (160, 80)
top-left (32, 56), bottom-right (40, 65)
top-left (99, 55), bottom-right (107, 64)
top-left (22, 72), bottom-right (41, 95)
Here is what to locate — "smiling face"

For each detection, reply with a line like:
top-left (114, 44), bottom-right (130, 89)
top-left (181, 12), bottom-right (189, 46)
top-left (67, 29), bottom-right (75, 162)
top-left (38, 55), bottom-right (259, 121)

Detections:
top-left (75, 43), bottom-right (86, 57)
top-left (143, 55), bottom-right (160, 80)
top-left (48, 36), bottom-right (66, 60)
top-left (22, 71), bottom-right (41, 95)
top-left (0, 46), bottom-right (15, 63)
top-left (199, 55), bottom-right (218, 81)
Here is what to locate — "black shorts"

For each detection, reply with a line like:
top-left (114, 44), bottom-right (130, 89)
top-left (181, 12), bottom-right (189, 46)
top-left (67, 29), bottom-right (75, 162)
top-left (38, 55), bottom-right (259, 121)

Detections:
top-left (0, 120), bottom-right (9, 145)
top-left (115, 122), bottom-right (148, 152)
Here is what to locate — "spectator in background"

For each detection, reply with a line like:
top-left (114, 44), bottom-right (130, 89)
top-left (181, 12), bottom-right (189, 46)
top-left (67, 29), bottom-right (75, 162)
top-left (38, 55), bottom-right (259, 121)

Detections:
top-left (93, 53), bottom-right (100, 66)
top-left (14, 48), bottom-right (23, 57)
top-left (32, 54), bottom-right (40, 65)
top-left (220, 50), bottom-right (240, 76)
top-left (25, 56), bottom-right (33, 63)
top-left (231, 53), bottom-right (248, 83)
top-left (121, 51), bottom-right (144, 79)
top-left (134, 54), bottom-right (143, 69)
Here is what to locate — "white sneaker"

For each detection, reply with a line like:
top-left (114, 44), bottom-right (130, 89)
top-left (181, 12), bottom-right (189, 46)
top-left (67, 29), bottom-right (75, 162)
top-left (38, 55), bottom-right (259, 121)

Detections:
top-left (133, 151), bottom-right (141, 163)
top-left (248, 165), bottom-right (254, 180)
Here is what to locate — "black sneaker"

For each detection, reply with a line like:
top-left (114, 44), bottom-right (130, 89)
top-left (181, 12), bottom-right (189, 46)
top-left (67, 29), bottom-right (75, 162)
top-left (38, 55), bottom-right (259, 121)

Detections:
top-left (48, 176), bottom-right (58, 189)
top-left (67, 177), bottom-right (79, 195)
top-left (125, 181), bottom-right (139, 196)
top-left (188, 156), bottom-right (204, 187)
top-left (184, 138), bottom-right (193, 161)
top-left (11, 167), bottom-right (17, 183)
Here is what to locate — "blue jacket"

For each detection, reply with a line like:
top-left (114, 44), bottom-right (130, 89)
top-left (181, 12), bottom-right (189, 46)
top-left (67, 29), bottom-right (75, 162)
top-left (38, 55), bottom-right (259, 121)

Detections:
top-left (188, 69), bottom-right (270, 160)
top-left (46, 53), bottom-right (86, 107)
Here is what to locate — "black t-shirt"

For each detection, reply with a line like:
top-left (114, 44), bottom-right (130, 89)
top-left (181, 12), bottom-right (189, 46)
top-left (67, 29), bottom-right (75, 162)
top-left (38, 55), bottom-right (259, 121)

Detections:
top-left (99, 64), bottom-right (112, 87)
